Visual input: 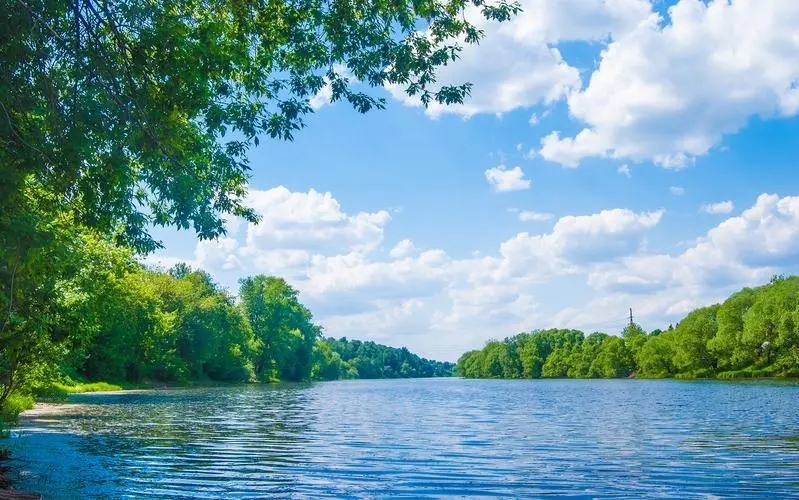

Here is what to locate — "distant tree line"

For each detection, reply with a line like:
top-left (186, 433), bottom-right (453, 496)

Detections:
top-left (316, 337), bottom-right (454, 380)
top-left (457, 275), bottom-right (799, 380)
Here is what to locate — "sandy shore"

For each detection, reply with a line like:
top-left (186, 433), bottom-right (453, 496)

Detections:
top-left (19, 389), bottom-right (158, 419)
top-left (18, 403), bottom-right (94, 419)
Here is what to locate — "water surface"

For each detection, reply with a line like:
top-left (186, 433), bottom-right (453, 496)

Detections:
top-left (8, 378), bottom-right (799, 498)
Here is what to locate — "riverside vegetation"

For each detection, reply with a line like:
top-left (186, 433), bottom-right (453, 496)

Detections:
top-left (456, 275), bottom-right (799, 381)
top-left (0, 0), bottom-right (519, 431)
top-left (0, 253), bottom-right (455, 423)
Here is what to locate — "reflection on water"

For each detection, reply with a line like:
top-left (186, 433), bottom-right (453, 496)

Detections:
top-left (9, 379), bottom-right (799, 498)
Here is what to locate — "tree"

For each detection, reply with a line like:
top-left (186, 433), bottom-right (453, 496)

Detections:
top-left (238, 276), bottom-right (319, 381)
top-left (0, 219), bottom-right (135, 404)
top-left (622, 322), bottom-right (647, 370)
top-left (636, 334), bottom-right (675, 378)
top-left (708, 288), bottom-right (757, 371)
top-left (671, 305), bottom-right (719, 376)
top-left (589, 336), bottom-right (634, 378)
top-left (1, 0), bottom-right (520, 252)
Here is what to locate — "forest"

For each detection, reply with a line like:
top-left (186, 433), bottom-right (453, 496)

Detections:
top-left (0, 238), bottom-right (454, 419)
top-left (456, 275), bottom-right (799, 380)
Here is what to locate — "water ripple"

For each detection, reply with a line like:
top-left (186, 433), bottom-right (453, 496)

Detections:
top-left (8, 379), bottom-right (799, 499)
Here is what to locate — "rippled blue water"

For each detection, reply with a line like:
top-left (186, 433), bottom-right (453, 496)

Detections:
top-left (7, 378), bottom-right (799, 499)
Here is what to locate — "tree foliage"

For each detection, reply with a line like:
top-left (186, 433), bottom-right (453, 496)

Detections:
top-left (1, 0), bottom-right (519, 251)
top-left (313, 337), bottom-right (454, 380)
top-left (456, 277), bottom-right (799, 380)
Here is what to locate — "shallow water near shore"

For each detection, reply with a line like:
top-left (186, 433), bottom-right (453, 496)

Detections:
top-left (7, 378), bottom-right (799, 499)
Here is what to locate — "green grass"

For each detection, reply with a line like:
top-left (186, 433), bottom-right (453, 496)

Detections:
top-left (716, 366), bottom-right (780, 379)
top-left (60, 382), bottom-right (124, 393)
top-left (33, 381), bottom-right (125, 402)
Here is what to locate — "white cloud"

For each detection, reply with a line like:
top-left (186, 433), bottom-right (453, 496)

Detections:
top-left (389, 239), bottom-right (418, 259)
top-left (618, 164), bottom-right (631, 177)
top-left (196, 237), bottom-right (242, 271)
top-left (241, 186), bottom-right (390, 256)
top-left (539, 1), bottom-right (799, 167)
top-left (156, 185), bottom-right (667, 358)
top-left (528, 109), bottom-right (551, 126)
top-left (540, 208), bottom-right (663, 264)
top-left (690, 194), bottom-right (799, 269)
top-left (518, 210), bottom-right (554, 222)
top-left (385, 1), bottom-right (799, 171)
top-left (485, 165), bottom-right (532, 192)
top-left (580, 193), bottom-right (799, 331)
top-left (387, 0), bottom-right (652, 118)
top-left (701, 200), bottom-right (734, 214)
top-left (670, 186), bottom-right (685, 196)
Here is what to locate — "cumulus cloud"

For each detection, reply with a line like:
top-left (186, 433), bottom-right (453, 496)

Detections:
top-left (389, 239), bottom-right (418, 259)
top-left (618, 164), bottom-right (631, 177)
top-left (538, 1), bottom-right (799, 167)
top-left (485, 165), bottom-right (532, 192)
top-left (154, 185), bottom-right (670, 357)
top-left (387, 0), bottom-right (653, 118)
top-left (581, 193), bottom-right (799, 330)
top-left (241, 186), bottom-right (390, 256)
top-left (701, 200), bottom-right (734, 214)
top-left (670, 186), bottom-right (685, 196)
top-left (386, 0), bottom-right (799, 170)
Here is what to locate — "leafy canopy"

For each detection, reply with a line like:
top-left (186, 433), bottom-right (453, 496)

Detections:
top-left (1, 0), bottom-right (520, 251)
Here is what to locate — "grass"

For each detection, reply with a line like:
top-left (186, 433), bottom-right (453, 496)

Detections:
top-left (32, 381), bottom-right (126, 402)
top-left (57, 381), bottom-right (124, 393)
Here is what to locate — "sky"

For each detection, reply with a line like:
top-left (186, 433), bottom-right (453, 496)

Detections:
top-left (147, 0), bottom-right (799, 362)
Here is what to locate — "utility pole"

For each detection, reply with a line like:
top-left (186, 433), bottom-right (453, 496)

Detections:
top-left (629, 307), bottom-right (634, 327)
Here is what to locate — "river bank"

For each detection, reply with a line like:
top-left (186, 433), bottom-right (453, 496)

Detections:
top-left (0, 386), bottom-right (149, 497)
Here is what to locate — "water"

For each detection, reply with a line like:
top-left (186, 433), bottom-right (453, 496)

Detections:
top-left (7, 378), bottom-right (799, 499)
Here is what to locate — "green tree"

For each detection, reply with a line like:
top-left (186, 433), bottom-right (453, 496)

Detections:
top-left (671, 305), bottom-right (719, 377)
top-left (636, 334), bottom-right (675, 378)
top-left (456, 350), bottom-right (485, 378)
top-left (707, 288), bottom-right (757, 370)
top-left (622, 322), bottom-right (647, 371)
top-left (0, 0), bottom-right (517, 407)
top-left (588, 336), bottom-right (633, 378)
top-left (238, 275), bottom-right (319, 381)
top-left (311, 340), bottom-right (344, 381)
top-left (1, 0), bottom-right (520, 252)
top-left (568, 332), bottom-right (609, 378)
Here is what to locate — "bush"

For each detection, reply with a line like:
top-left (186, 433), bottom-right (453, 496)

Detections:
top-left (1, 393), bottom-right (35, 422)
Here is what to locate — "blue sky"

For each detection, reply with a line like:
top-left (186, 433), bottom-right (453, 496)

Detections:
top-left (148, 0), bottom-right (799, 361)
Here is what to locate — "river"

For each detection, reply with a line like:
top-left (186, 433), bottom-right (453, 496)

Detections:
top-left (6, 378), bottom-right (799, 498)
